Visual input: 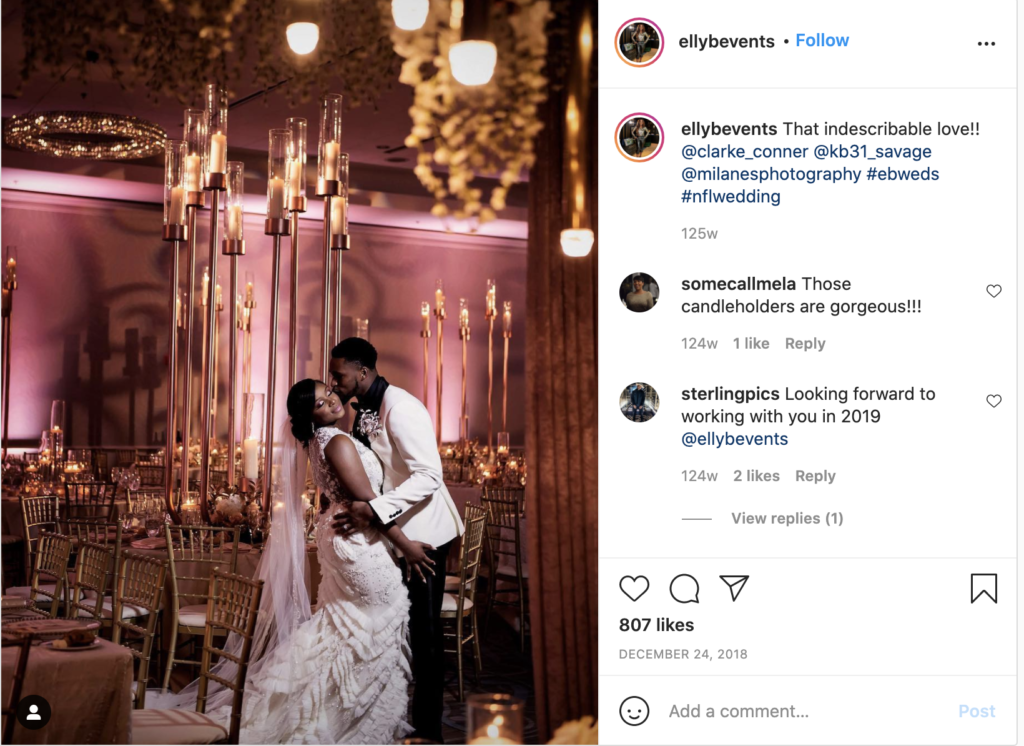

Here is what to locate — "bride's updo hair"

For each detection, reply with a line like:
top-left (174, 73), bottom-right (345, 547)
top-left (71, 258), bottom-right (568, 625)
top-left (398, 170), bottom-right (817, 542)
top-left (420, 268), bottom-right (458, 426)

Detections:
top-left (287, 378), bottom-right (319, 446)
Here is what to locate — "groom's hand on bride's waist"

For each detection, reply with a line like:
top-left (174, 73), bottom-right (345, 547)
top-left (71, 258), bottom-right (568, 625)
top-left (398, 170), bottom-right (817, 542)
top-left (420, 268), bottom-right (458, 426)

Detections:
top-left (332, 501), bottom-right (376, 537)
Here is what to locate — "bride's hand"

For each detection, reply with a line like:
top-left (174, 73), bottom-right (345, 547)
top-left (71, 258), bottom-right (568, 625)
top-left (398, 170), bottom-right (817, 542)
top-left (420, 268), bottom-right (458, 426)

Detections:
top-left (401, 541), bottom-right (436, 583)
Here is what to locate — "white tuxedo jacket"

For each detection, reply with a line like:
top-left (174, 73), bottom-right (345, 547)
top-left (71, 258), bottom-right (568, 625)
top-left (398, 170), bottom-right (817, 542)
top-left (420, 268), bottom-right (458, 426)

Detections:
top-left (367, 385), bottom-right (464, 547)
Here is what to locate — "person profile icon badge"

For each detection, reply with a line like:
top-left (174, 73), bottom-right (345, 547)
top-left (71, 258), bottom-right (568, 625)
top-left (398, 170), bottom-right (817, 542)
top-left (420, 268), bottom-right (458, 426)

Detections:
top-left (615, 113), bottom-right (664, 162)
top-left (615, 19), bottom-right (664, 67)
top-left (17, 694), bottom-right (52, 730)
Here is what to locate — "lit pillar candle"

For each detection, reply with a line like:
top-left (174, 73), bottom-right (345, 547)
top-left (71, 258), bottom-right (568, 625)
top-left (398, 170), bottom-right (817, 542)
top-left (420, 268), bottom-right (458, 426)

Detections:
top-left (421, 302), bottom-right (430, 334)
top-left (323, 141), bottom-right (340, 180)
top-left (435, 284), bottom-right (445, 315)
top-left (185, 154), bottom-right (202, 191)
top-left (169, 186), bottom-right (186, 225)
top-left (330, 196), bottom-right (347, 235)
top-left (287, 159), bottom-right (303, 199)
top-left (227, 204), bottom-right (244, 240)
top-left (5, 257), bottom-right (16, 284)
top-left (460, 303), bottom-right (469, 330)
top-left (267, 177), bottom-right (286, 220)
top-left (210, 133), bottom-right (228, 174)
top-left (242, 438), bottom-right (260, 480)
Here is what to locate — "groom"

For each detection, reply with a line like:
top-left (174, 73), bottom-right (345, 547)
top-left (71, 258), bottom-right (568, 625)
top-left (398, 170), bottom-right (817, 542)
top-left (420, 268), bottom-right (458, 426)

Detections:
top-left (328, 337), bottom-right (465, 741)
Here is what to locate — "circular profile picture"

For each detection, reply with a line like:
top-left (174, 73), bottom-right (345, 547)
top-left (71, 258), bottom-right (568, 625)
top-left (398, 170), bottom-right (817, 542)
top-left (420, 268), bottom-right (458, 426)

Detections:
top-left (615, 19), bottom-right (664, 67)
top-left (615, 114), bottom-right (663, 162)
top-left (620, 382), bottom-right (660, 423)
top-left (619, 272), bottom-right (659, 313)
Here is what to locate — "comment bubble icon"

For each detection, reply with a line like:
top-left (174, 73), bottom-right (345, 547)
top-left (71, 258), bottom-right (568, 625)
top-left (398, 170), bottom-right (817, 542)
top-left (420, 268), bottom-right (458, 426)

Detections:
top-left (669, 573), bottom-right (700, 603)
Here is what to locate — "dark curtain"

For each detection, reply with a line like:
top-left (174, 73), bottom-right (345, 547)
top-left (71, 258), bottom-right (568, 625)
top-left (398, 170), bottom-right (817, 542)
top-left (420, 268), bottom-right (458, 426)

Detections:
top-left (524, 0), bottom-right (598, 738)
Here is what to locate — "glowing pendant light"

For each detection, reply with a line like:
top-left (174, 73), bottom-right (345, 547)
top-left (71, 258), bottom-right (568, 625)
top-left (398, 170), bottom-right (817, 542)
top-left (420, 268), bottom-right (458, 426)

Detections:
top-left (392, 0), bottom-right (429, 31)
top-left (449, 0), bottom-right (496, 86)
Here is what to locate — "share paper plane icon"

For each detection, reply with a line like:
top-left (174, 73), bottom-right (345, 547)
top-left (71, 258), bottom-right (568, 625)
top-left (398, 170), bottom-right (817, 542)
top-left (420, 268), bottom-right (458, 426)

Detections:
top-left (720, 575), bottom-right (749, 601)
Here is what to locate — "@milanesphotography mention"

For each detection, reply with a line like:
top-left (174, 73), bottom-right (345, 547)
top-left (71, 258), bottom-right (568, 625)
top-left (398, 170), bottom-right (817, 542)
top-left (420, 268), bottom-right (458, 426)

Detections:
top-left (0, 0), bottom-right (600, 744)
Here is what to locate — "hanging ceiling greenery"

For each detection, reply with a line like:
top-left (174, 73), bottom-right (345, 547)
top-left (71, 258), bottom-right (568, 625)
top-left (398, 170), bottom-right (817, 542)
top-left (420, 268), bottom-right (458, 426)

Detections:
top-left (15, 0), bottom-right (555, 222)
top-left (17, 0), bottom-right (401, 107)
top-left (383, 0), bottom-right (552, 223)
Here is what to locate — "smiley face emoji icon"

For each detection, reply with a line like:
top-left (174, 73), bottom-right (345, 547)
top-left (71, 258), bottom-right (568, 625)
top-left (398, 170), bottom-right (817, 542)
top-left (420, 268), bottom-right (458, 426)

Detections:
top-left (619, 696), bottom-right (650, 726)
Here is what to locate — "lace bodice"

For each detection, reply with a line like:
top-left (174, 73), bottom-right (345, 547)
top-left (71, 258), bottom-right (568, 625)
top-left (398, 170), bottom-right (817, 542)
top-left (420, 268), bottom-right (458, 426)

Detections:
top-left (310, 426), bottom-right (384, 505)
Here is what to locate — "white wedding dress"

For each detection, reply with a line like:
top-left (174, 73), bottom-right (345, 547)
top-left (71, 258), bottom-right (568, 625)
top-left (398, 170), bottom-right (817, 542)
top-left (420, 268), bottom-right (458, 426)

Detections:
top-left (205, 427), bottom-right (412, 744)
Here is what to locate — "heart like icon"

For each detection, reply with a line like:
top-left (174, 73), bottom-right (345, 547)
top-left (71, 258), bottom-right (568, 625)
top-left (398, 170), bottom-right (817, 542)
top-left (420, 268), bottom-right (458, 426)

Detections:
top-left (619, 575), bottom-right (650, 602)
top-left (986, 284), bottom-right (1002, 298)
top-left (987, 395), bottom-right (1002, 408)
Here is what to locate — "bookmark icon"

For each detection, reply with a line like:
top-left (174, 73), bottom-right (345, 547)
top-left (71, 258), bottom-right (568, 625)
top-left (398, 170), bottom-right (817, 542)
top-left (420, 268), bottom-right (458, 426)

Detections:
top-left (720, 575), bottom-right (749, 602)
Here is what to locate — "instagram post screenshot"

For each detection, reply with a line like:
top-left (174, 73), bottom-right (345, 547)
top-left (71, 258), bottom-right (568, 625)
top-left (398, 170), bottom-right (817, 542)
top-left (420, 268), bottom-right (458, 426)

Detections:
top-left (0, 0), bottom-right (1018, 745)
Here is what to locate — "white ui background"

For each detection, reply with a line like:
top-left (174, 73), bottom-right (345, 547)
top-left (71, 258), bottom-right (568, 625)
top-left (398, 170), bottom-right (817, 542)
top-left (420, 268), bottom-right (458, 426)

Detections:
top-left (597, 2), bottom-right (1018, 744)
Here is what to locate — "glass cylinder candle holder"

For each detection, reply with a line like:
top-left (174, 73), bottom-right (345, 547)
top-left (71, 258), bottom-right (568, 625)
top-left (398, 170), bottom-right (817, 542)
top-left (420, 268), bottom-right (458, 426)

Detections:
top-left (329, 153), bottom-right (350, 248)
top-left (266, 129), bottom-right (291, 232)
top-left (354, 317), bottom-right (370, 340)
top-left (486, 278), bottom-right (496, 318)
top-left (242, 393), bottom-right (265, 483)
top-left (502, 300), bottom-right (512, 336)
top-left (205, 83), bottom-right (229, 180)
top-left (4, 246), bottom-right (18, 290)
top-left (459, 298), bottom-right (469, 332)
top-left (50, 399), bottom-right (66, 433)
top-left (434, 279), bottom-right (446, 317)
top-left (244, 270), bottom-right (256, 309)
top-left (223, 161), bottom-right (246, 254)
top-left (316, 93), bottom-right (343, 196)
top-left (285, 117), bottom-right (308, 212)
top-left (496, 432), bottom-right (510, 461)
top-left (420, 302), bottom-right (430, 335)
top-left (466, 693), bottom-right (523, 745)
top-left (183, 108), bottom-right (209, 199)
top-left (163, 140), bottom-right (188, 238)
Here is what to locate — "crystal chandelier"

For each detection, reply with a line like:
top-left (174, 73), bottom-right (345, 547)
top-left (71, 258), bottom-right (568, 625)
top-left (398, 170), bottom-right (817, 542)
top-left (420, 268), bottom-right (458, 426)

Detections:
top-left (3, 111), bottom-right (166, 160)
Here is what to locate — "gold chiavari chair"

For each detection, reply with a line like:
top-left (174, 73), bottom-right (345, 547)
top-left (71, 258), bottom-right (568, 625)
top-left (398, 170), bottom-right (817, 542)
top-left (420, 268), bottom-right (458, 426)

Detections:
top-left (18, 494), bottom-right (60, 583)
top-left (11, 532), bottom-right (73, 618)
top-left (64, 482), bottom-right (117, 521)
top-left (111, 552), bottom-right (168, 709)
top-left (132, 570), bottom-right (264, 745)
top-left (136, 464), bottom-right (164, 488)
top-left (113, 448), bottom-right (139, 467)
top-left (162, 524), bottom-right (241, 690)
top-left (65, 519), bottom-right (124, 609)
top-left (481, 487), bottom-right (529, 651)
top-left (127, 487), bottom-right (166, 515)
top-left (441, 504), bottom-right (486, 701)
top-left (66, 541), bottom-right (114, 623)
top-left (1, 632), bottom-right (34, 744)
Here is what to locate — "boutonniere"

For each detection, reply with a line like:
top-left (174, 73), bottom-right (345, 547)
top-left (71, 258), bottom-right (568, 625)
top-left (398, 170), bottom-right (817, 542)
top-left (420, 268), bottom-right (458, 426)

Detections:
top-left (358, 410), bottom-right (383, 441)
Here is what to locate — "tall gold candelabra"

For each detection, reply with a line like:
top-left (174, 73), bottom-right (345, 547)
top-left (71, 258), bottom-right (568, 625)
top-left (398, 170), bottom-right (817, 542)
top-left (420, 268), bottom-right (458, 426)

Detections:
top-left (500, 300), bottom-right (512, 446)
top-left (286, 117), bottom-right (307, 389)
top-left (1, 247), bottom-right (17, 460)
top-left (161, 140), bottom-right (187, 522)
top-left (177, 106), bottom-right (208, 519)
top-left (223, 161), bottom-right (246, 488)
top-left (262, 128), bottom-right (293, 512)
top-left (485, 279), bottom-right (496, 461)
top-left (317, 94), bottom-right (343, 383)
top-left (420, 302), bottom-right (431, 404)
top-left (329, 154), bottom-right (351, 346)
top-left (434, 280), bottom-right (446, 445)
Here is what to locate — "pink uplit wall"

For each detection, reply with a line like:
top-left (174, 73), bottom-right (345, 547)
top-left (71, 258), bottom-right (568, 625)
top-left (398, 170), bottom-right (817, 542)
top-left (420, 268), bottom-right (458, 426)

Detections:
top-left (1, 190), bottom-right (526, 449)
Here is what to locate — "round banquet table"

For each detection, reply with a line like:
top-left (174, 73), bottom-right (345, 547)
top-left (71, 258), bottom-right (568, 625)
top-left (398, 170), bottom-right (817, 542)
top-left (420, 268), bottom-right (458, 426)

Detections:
top-left (2, 637), bottom-right (133, 744)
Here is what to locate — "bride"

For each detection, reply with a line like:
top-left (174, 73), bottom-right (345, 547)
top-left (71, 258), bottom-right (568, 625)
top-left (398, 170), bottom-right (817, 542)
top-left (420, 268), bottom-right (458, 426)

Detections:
top-left (154, 379), bottom-right (434, 744)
